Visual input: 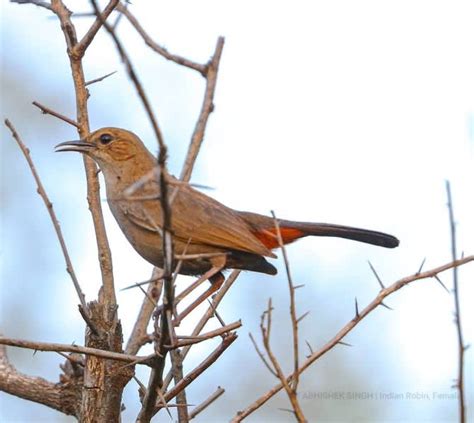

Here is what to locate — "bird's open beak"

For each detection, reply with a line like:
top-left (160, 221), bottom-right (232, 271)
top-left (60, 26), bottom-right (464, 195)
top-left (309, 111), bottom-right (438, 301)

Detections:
top-left (55, 140), bottom-right (96, 153)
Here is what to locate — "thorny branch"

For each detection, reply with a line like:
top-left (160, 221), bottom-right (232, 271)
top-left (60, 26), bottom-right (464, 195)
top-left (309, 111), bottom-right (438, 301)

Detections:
top-left (4, 119), bottom-right (86, 310)
top-left (259, 300), bottom-right (306, 422)
top-left (50, 0), bottom-right (117, 307)
top-left (0, 337), bottom-right (153, 365)
top-left (233, 255), bottom-right (474, 421)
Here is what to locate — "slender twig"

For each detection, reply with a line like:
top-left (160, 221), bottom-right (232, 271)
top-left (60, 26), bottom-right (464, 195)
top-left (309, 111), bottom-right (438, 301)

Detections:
top-left (155, 334), bottom-right (237, 414)
top-left (162, 270), bottom-right (241, 391)
top-left (166, 321), bottom-right (242, 348)
top-left (180, 37), bottom-right (225, 183)
top-left (259, 301), bottom-right (306, 422)
top-left (170, 348), bottom-right (189, 422)
top-left (73, 0), bottom-right (119, 58)
top-left (248, 333), bottom-right (277, 377)
top-left (0, 336), bottom-right (154, 365)
top-left (116, 3), bottom-right (206, 75)
top-left (4, 120), bottom-right (87, 310)
top-left (90, 0), bottom-right (165, 149)
top-left (189, 387), bottom-right (225, 419)
top-left (445, 180), bottom-right (465, 423)
top-left (232, 255), bottom-right (474, 421)
top-left (271, 210), bottom-right (300, 392)
top-left (11, 0), bottom-right (52, 11)
top-left (85, 70), bottom-right (117, 86)
top-left (125, 268), bottom-right (164, 355)
top-left (32, 101), bottom-right (79, 127)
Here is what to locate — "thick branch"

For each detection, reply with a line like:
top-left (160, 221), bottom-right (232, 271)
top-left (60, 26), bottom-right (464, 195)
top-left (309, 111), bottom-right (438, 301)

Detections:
top-left (0, 344), bottom-right (78, 416)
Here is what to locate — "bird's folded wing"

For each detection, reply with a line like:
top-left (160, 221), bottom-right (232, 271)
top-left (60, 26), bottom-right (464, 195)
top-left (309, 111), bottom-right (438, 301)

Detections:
top-left (117, 184), bottom-right (275, 258)
top-left (172, 186), bottom-right (276, 257)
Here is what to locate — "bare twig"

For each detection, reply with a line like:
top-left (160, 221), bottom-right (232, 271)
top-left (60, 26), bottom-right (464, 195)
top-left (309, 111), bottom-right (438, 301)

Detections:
top-left (189, 386), bottom-right (225, 419)
top-left (445, 180), bottom-right (466, 423)
top-left (271, 210), bottom-right (300, 391)
top-left (259, 300), bottom-right (306, 422)
top-left (167, 321), bottom-right (241, 348)
top-left (155, 334), bottom-right (237, 413)
top-left (73, 0), bottom-right (119, 58)
top-left (4, 119), bottom-right (87, 310)
top-left (232, 255), bottom-right (474, 421)
top-left (50, 0), bottom-right (116, 307)
top-left (162, 270), bottom-right (241, 391)
top-left (85, 70), bottom-right (117, 86)
top-left (170, 348), bottom-right (189, 422)
top-left (0, 336), bottom-right (154, 365)
top-left (248, 333), bottom-right (277, 377)
top-left (32, 101), bottom-right (79, 127)
top-left (117, 3), bottom-right (206, 75)
top-left (180, 37), bottom-right (225, 182)
top-left (125, 268), bottom-right (164, 355)
top-left (11, 0), bottom-right (52, 11)
top-left (90, 0), bottom-right (165, 149)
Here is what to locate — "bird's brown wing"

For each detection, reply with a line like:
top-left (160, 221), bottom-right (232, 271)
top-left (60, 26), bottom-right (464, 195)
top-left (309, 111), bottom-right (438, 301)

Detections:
top-left (117, 182), bottom-right (276, 258)
top-left (171, 185), bottom-right (276, 257)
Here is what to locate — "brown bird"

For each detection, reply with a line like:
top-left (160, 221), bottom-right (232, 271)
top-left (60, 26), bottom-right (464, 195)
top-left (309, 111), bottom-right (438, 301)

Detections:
top-left (56, 128), bottom-right (399, 280)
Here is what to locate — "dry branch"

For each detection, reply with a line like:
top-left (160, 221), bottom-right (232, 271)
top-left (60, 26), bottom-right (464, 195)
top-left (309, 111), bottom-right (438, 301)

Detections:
top-left (4, 119), bottom-right (86, 310)
top-left (0, 344), bottom-right (79, 416)
top-left (446, 180), bottom-right (466, 423)
top-left (233, 255), bottom-right (474, 421)
top-left (32, 101), bottom-right (79, 127)
top-left (0, 336), bottom-right (154, 365)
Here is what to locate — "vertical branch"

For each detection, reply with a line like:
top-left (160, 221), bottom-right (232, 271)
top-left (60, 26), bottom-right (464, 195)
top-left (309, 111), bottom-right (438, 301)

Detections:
top-left (125, 269), bottom-right (163, 355)
top-left (180, 37), bottom-right (225, 183)
top-left (445, 180), bottom-right (465, 423)
top-left (271, 211), bottom-right (300, 390)
top-left (51, 0), bottom-right (116, 307)
top-left (259, 299), bottom-right (306, 422)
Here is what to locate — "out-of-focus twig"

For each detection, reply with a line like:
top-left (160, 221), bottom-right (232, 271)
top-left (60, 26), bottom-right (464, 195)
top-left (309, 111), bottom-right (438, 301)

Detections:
top-left (189, 386), bottom-right (225, 419)
top-left (445, 180), bottom-right (466, 423)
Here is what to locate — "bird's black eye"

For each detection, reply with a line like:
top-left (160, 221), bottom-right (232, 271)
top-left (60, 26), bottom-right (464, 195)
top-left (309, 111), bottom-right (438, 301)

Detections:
top-left (99, 133), bottom-right (113, 144)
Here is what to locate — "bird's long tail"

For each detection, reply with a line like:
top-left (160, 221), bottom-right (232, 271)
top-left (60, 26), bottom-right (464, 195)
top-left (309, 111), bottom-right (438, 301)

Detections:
top-left (238, 212), bottom-right (399, 249)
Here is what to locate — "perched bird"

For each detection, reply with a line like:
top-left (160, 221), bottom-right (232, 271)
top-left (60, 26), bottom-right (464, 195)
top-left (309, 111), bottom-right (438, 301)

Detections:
top-left (56, 128), bottom-right (399, 280)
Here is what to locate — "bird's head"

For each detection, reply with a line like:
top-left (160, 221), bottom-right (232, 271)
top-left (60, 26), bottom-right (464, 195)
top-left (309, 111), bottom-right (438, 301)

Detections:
top-left (55, 127), bottom-right (155, 177)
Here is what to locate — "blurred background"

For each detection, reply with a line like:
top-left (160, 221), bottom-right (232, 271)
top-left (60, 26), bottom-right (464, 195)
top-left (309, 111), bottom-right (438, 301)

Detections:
top-left (1, 1), bottom-right (473, 421)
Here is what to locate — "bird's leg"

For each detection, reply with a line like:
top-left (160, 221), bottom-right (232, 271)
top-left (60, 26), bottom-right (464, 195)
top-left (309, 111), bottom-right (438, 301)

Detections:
top-left (173, 265), bottom-right (225, 326)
